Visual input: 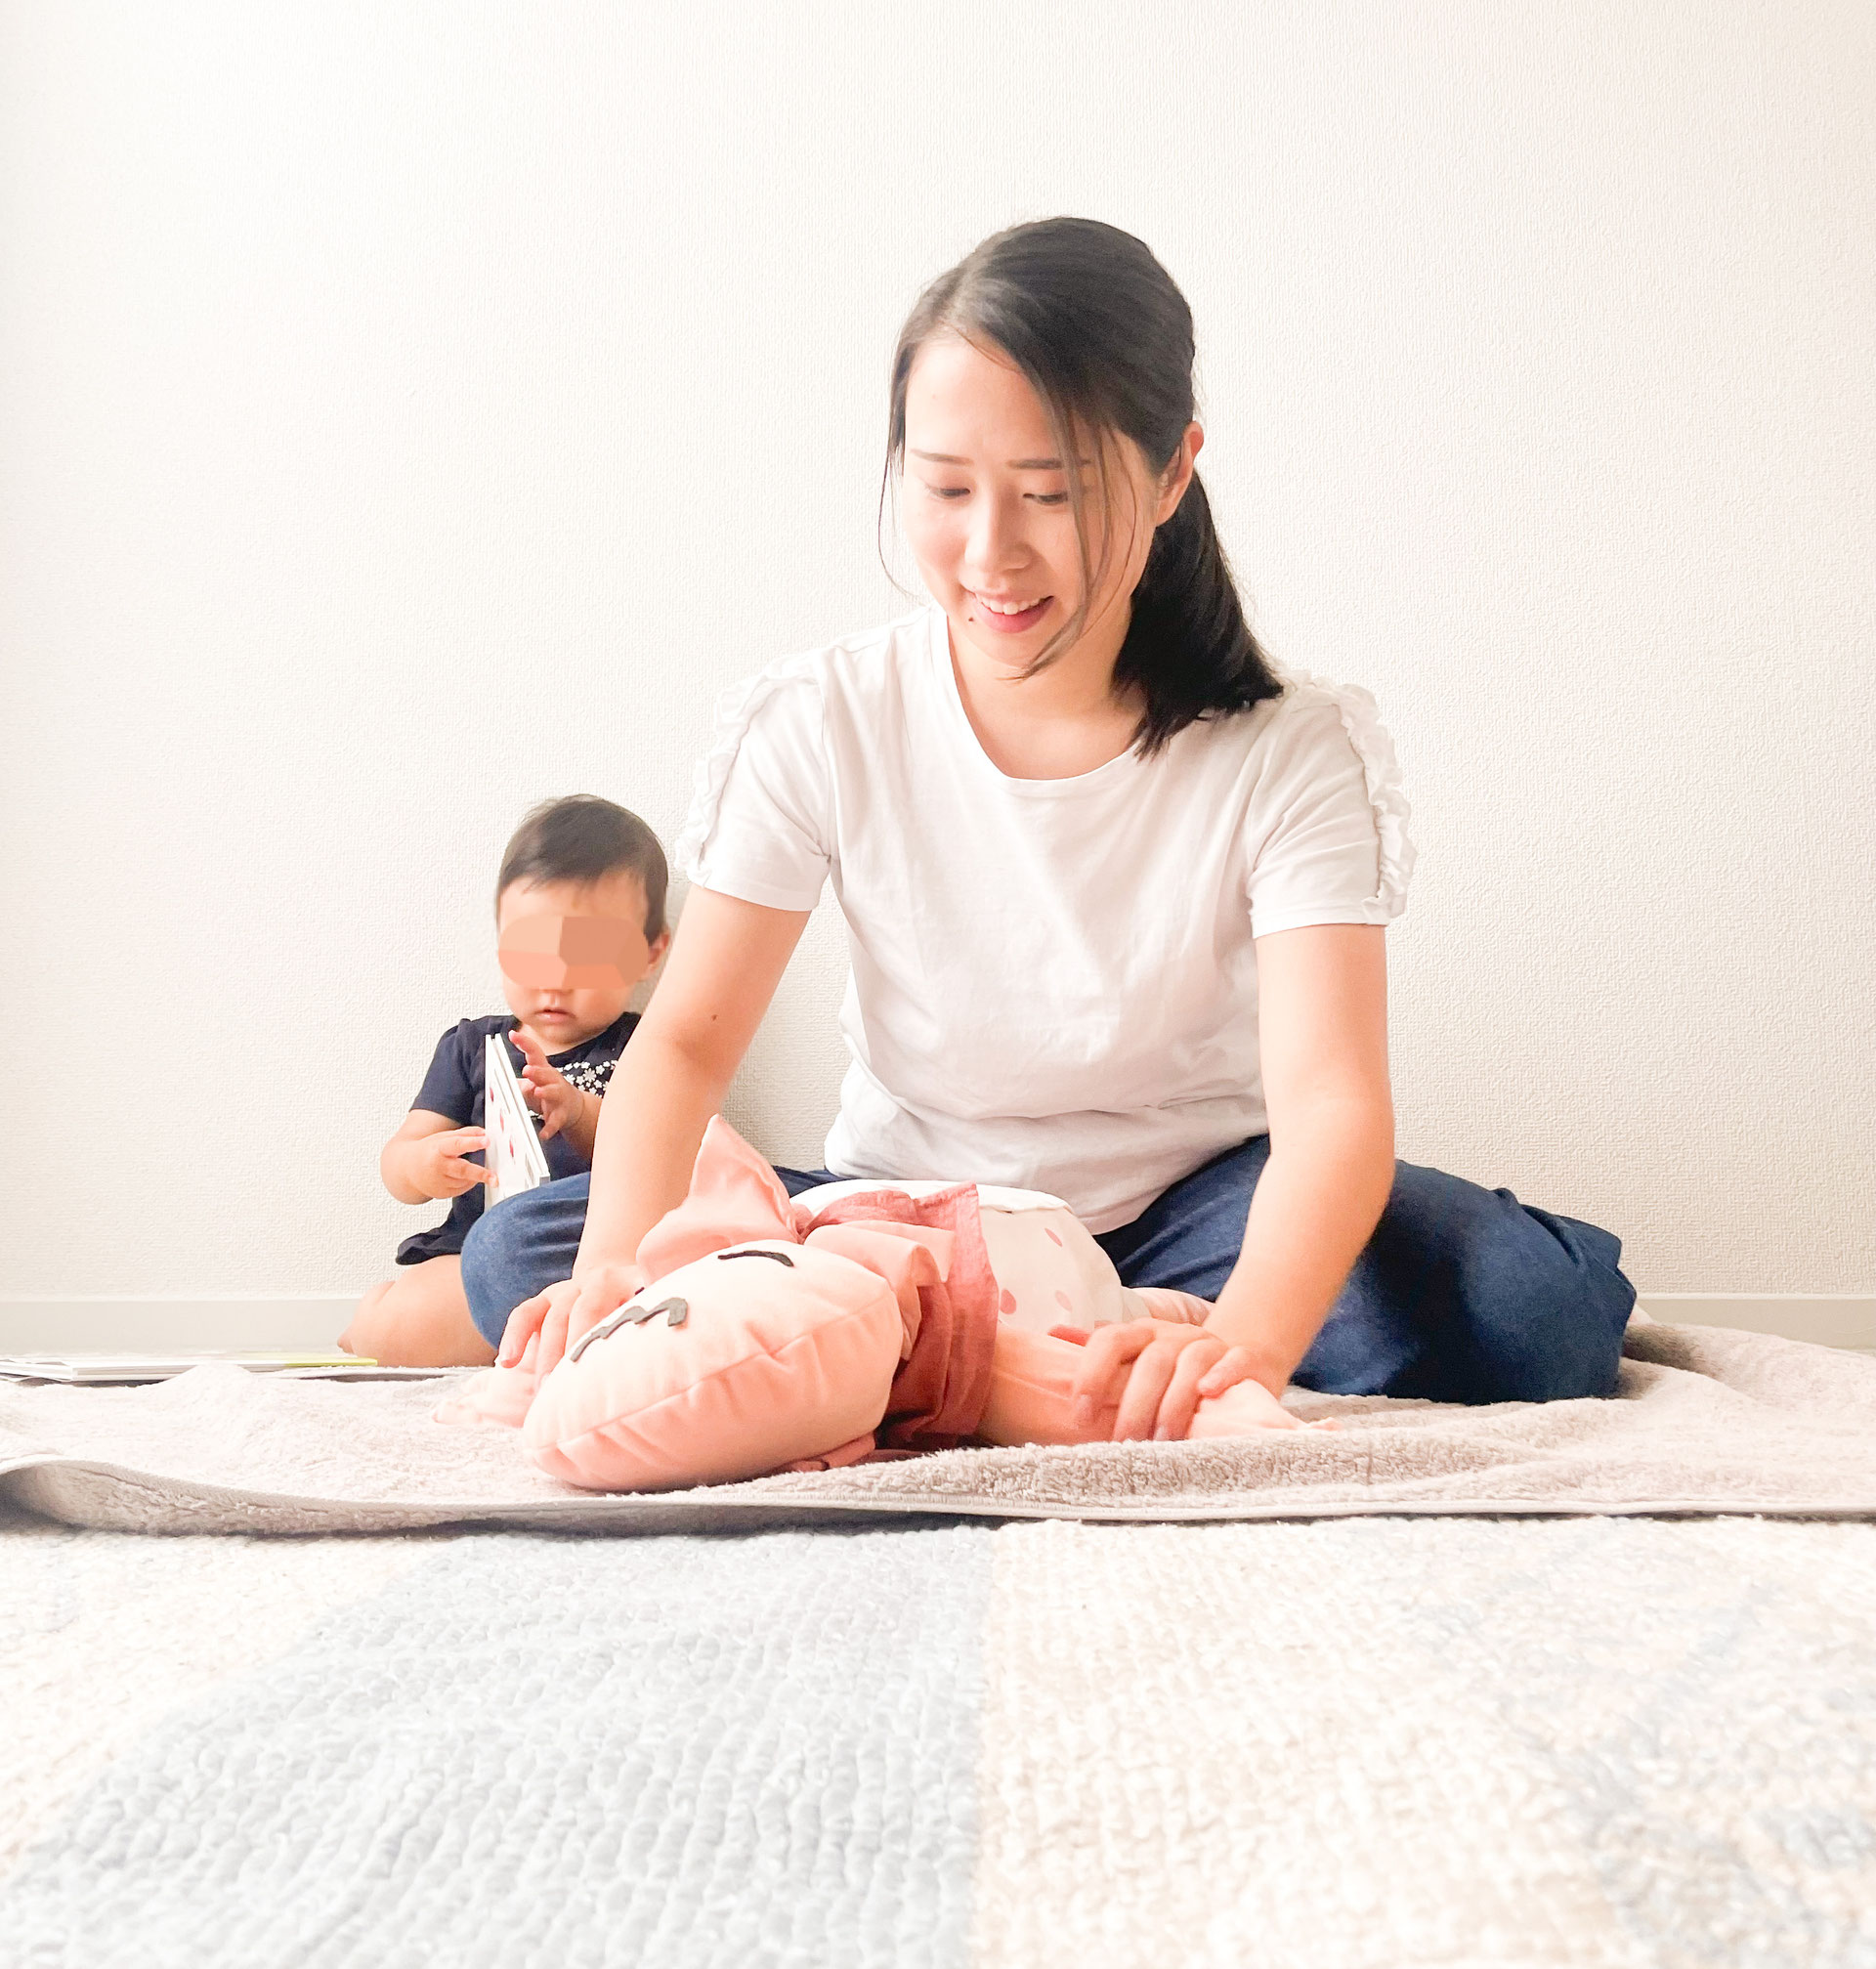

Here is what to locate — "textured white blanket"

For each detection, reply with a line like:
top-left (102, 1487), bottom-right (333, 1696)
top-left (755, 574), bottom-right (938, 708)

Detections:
top-left (3, 1319), bottom-right (1872, 1533)
top-left (9, 1510), bottom-right (1876, 1965)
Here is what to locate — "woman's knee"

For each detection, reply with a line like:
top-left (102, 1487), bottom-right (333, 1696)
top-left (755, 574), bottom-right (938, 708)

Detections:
top-left (1447, 1190), bottom-right (1637, 1402)
top-left (1096, 1135), bottom-right (1271, 1299)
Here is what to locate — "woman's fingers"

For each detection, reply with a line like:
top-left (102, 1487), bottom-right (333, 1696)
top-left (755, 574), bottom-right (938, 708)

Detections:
top-left (1062, 1319), bottom-right (1321, 1446)
top-left (565, 1278), bottom-right (617, 1349)
top-left (1153, 1339), bottom-right (1233, 1440)
top-left (1069, 1321), bottom-right (1148, 1421)
top-left (536, 1293), bottom-right (574, 1374)
top-left (1194, 1345), bottom-right (1258, 1401)
top-left (495, 1290), bottom-right (551, 1366)
top-left (562, 1264), bottom-right (650, 1352)
top-left (1113, 1341), bottom-right (1188, 1440)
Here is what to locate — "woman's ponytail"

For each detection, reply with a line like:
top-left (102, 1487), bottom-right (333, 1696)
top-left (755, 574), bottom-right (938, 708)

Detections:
top-left (1114, 471), bottom-right (1275, 753)
top-left (886, 217), bottom-right (1284, 754)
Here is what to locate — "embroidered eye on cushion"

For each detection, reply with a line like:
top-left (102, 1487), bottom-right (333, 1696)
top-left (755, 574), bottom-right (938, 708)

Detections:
top-left (522, 1240), bottom-right (908, 1492)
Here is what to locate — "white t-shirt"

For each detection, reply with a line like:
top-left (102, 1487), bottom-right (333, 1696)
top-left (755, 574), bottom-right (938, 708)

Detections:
top-left (676, 606), bottom-right (1415, 1232)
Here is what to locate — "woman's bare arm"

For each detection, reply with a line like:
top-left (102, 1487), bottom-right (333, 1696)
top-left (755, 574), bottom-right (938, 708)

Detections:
top-left (574, 886), bottom-right (811, 1277)
top-left (1069, 922), bottom-right (1396, 1436)
top-left (1206, 921), bottom-right (1396, 1392)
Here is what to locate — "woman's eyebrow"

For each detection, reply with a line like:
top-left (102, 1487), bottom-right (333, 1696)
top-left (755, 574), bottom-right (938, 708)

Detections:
top-left (910, 449), bottom-right (1072, 469)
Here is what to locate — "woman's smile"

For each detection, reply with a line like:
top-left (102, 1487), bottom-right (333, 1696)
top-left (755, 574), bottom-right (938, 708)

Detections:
top-left (969, 591), bottom-right (1053, 634)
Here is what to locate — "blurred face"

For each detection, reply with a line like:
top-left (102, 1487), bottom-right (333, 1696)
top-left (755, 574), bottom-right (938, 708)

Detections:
top-left (495, 870), bottom-right (668, 1049)
top-left (900, 335), bottom-right (1197, 686)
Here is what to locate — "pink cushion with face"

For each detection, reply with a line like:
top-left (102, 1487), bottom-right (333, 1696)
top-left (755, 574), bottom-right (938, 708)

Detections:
top-left (517, 1117), bottom-right (970, 1490)
top-left (631, 1122), bottom-right (800, 1276)
top-left (522, 1238), bottom-right (908, 1491)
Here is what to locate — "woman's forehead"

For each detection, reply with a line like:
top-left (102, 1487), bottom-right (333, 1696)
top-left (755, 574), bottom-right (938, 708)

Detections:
top-left (904, 336), bottom-right (1057, 452)
top-left (904, 336), bottom-right (1132, 483)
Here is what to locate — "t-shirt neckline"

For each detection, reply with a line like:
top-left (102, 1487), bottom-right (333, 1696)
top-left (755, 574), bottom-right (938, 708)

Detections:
top-left (925, 607), bottom-right (1145, 798)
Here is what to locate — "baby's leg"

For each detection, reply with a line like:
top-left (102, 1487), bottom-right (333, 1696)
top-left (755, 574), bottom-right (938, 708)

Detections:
top-left (975, 1323), bottom-right (1323, 1445)
top-left (340, 1257), bottom-right (493, 1367)
top-left (1129, 1285), bottom-right (1215, 1325)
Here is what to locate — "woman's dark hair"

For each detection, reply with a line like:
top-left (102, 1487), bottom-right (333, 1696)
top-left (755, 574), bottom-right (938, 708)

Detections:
top-left (494, 794), bottom-right (669, 939)
top-left (884, 217), bottom-right (1283, 754)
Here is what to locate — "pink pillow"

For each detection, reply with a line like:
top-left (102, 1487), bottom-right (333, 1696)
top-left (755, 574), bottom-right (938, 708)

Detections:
top-left (522, 1238), bottom-right (910, 1491)
top-left (454, 1116), bottom-right (1228, 1492)
top-left (519, 1118), bottom-right (976, 1491)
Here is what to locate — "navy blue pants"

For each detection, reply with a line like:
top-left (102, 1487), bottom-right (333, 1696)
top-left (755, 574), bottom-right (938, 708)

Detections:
top-left (459, 1136), bottom-right (1635, 1402)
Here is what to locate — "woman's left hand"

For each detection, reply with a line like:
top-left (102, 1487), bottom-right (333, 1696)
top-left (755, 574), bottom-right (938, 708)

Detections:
top-left (1056, 1317), bottom-right (1270, 1442)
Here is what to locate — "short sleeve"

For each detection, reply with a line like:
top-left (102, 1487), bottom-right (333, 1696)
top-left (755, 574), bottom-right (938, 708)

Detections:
top-left (1245, 678), bottom-right (1416, 937)
top-left (409, 1022), bottom-right (479, 1123)
top-left (674, 655), bottom-right (833, 912)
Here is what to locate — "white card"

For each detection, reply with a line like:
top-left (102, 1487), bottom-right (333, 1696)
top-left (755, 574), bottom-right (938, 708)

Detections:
top-left (484, 1032), bottom-right (551, 1205)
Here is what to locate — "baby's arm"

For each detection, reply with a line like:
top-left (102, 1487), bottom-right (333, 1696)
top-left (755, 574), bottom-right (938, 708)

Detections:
top-left (380, 1109), bottom-right (491, 1204)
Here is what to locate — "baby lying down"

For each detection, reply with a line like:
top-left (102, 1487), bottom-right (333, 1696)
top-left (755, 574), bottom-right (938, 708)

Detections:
top-left (438, 1117), bottom-right (1331, 1491)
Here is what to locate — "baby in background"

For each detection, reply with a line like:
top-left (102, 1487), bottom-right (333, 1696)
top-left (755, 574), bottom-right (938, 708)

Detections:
top-left (341, 795), bottom-right (670, 1367)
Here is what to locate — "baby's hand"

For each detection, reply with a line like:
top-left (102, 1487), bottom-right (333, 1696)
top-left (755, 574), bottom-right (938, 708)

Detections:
top-left (510, 1027), bottom-right (586, 1141)
top-left (414, 1129), bottom-right (491, 1199)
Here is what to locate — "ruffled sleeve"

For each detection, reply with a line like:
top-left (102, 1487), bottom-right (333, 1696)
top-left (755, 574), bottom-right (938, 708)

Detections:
top-left (675, 652), bottom-right (833, 913)
top-left (1244, 673), bottom-right (1417, 935)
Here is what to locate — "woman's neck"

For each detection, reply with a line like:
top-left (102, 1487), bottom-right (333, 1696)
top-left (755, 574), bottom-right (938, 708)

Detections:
top-left (948, 615), bottom-right (1143, 781)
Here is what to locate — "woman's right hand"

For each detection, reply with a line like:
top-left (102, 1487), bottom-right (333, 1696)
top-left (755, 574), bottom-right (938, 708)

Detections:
top-left (495, 1262), bottom-right (649, 1371)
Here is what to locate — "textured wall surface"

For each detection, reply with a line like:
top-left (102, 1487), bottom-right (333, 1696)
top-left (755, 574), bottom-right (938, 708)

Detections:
top-left (1, 1), bottom-right (1870, 1300)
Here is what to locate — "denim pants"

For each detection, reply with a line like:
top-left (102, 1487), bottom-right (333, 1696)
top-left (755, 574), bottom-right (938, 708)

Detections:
top-left (458, 1137), bottom-right (1636, 1402)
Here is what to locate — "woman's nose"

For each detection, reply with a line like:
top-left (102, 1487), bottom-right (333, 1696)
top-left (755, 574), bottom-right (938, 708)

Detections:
top-left (964, 490), bottom-right (1027, 578)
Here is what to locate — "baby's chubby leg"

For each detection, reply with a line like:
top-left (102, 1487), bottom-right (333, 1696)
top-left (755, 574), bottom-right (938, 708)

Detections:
top-left (341, 1256), bottom-right (494, 1368)
top-left (975, 1323), bottom-right (1332, 1447)
top-left (971, 1204), bottom-right (1329, 1443)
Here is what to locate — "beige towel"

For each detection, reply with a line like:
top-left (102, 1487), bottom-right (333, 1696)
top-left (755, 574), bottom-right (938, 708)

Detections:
top-left (1, 1320), bottom-right (1870, 1535)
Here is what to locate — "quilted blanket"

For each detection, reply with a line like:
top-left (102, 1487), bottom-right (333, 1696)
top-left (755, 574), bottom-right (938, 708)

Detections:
top-left (6, 1508), bottom-right (1876, 1965)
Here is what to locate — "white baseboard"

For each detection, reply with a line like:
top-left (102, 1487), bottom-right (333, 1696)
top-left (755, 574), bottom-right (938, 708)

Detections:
top-left (1, 1292), bottom-right (1870, 1354)
top-left (1637, 1296), bottom-right (1876, 1350)
top-left (0, 1298), bottom-right (358, 1352)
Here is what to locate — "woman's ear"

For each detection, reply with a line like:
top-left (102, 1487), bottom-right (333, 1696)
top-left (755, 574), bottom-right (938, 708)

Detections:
top-left (1155, 422), bottom-right (1204, 525)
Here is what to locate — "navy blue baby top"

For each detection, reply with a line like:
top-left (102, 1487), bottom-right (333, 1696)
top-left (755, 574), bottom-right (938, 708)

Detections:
top-left (394, 1008), bottom-right (639, 1264)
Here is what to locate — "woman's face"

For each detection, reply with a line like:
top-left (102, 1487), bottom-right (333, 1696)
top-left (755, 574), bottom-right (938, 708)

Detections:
top-left (900, 334), bottom-right (1198, 683)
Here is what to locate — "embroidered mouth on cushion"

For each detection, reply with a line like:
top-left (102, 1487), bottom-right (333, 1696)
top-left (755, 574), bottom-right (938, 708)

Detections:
top-left (568, 1295), bottom-right (691, 1362)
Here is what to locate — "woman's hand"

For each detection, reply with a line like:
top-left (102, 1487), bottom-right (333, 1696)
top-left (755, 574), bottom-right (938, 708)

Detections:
top-left (1058, 1317), bottom-right (1281, 1441)
top-left (495, 1261), bottom-right (649, 1371)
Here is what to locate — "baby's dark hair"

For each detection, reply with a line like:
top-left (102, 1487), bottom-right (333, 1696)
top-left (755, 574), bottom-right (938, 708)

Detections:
top-left (494, 795), bottom-right (669, 940)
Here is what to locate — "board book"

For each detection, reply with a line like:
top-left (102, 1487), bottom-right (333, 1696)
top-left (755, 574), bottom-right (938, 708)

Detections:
top-left (485, 1031), bottom-right (551, 1205)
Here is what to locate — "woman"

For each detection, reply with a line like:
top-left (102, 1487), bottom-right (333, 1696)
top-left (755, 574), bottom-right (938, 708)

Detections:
top-left (468, 217), bottom-right (1635, 1441)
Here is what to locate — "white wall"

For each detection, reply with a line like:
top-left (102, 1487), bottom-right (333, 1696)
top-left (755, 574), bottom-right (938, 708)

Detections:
top-left (1, 1), bottom-right (1870, 1306)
